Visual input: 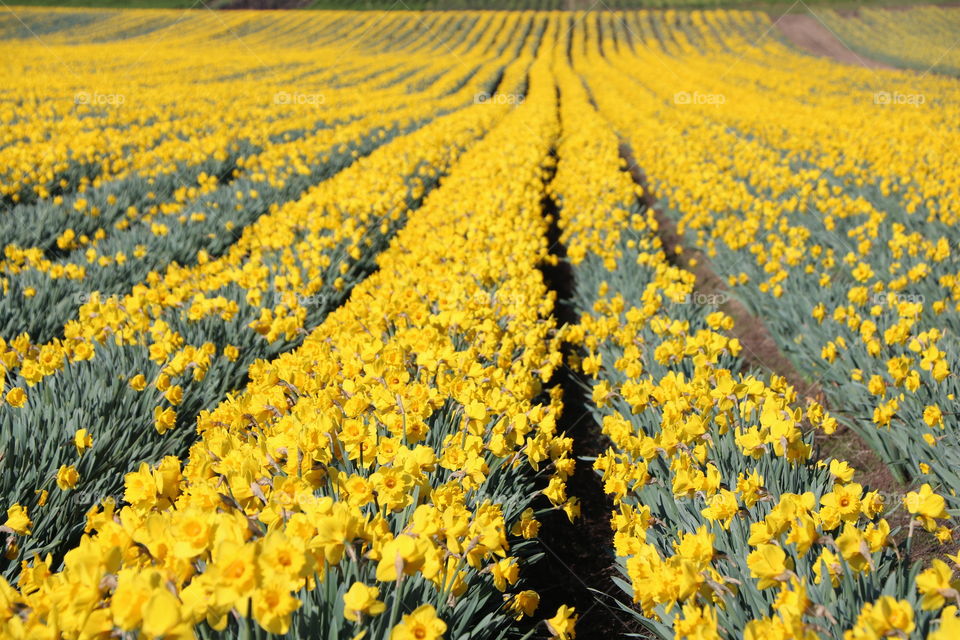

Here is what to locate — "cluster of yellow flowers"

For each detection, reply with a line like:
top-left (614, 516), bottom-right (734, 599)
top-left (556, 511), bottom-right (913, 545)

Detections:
top-left (581, 10), bottom-right (960, 504)
top-left (0, 66), bottom-right (507, 394)
top-left (0, 19), bottom-right (517, 349)
top-left (0, 42), bottom-right (539, 583)
top-left (0, 15), bottom-right (580, 639)
top-left (1, 7), bottom-right (513, 205)
top-left (2, 6), bottom-right (958, 639)
top-left (548, 15), bottom-right (959, 639)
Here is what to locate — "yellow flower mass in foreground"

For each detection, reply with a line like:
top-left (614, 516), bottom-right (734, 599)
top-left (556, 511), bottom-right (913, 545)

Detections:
top-left (0, 6), bottom-right (958, 640)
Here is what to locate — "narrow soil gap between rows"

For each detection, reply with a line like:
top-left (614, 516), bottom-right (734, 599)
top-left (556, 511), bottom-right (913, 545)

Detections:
top-left (616, 138), bottom-right (940, 562)
top-left (527, 138), bottom-right (642, 638)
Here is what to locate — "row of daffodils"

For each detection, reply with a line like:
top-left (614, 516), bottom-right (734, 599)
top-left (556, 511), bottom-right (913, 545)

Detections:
top-left (0, 16), bottom-right (582, 640)
top-left (552, 22), bottom-right (958, 640)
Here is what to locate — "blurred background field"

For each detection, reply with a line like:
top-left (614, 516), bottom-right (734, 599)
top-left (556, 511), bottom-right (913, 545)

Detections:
top-left (5, 0), bottom-right (957, 11)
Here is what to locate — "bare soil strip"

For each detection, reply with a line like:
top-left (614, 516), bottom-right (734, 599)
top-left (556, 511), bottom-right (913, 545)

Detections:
top-left (530, 153), bottom-right (643, 639)
top-left (775, 14), bottom-right (895, 69)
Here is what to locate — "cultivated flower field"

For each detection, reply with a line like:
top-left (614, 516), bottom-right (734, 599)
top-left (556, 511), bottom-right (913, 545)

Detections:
top-left (1, 6), bottom-right (959, 639)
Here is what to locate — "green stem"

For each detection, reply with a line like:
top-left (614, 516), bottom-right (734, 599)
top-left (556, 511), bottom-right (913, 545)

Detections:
top-left (387, 574), bottom-right (407, 631)
top-left (240, 599), bottom-right (252, 640)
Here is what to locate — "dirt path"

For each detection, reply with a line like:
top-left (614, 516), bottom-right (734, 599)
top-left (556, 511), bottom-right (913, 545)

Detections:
top-left (775, 14), bottom-right (895, 69)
